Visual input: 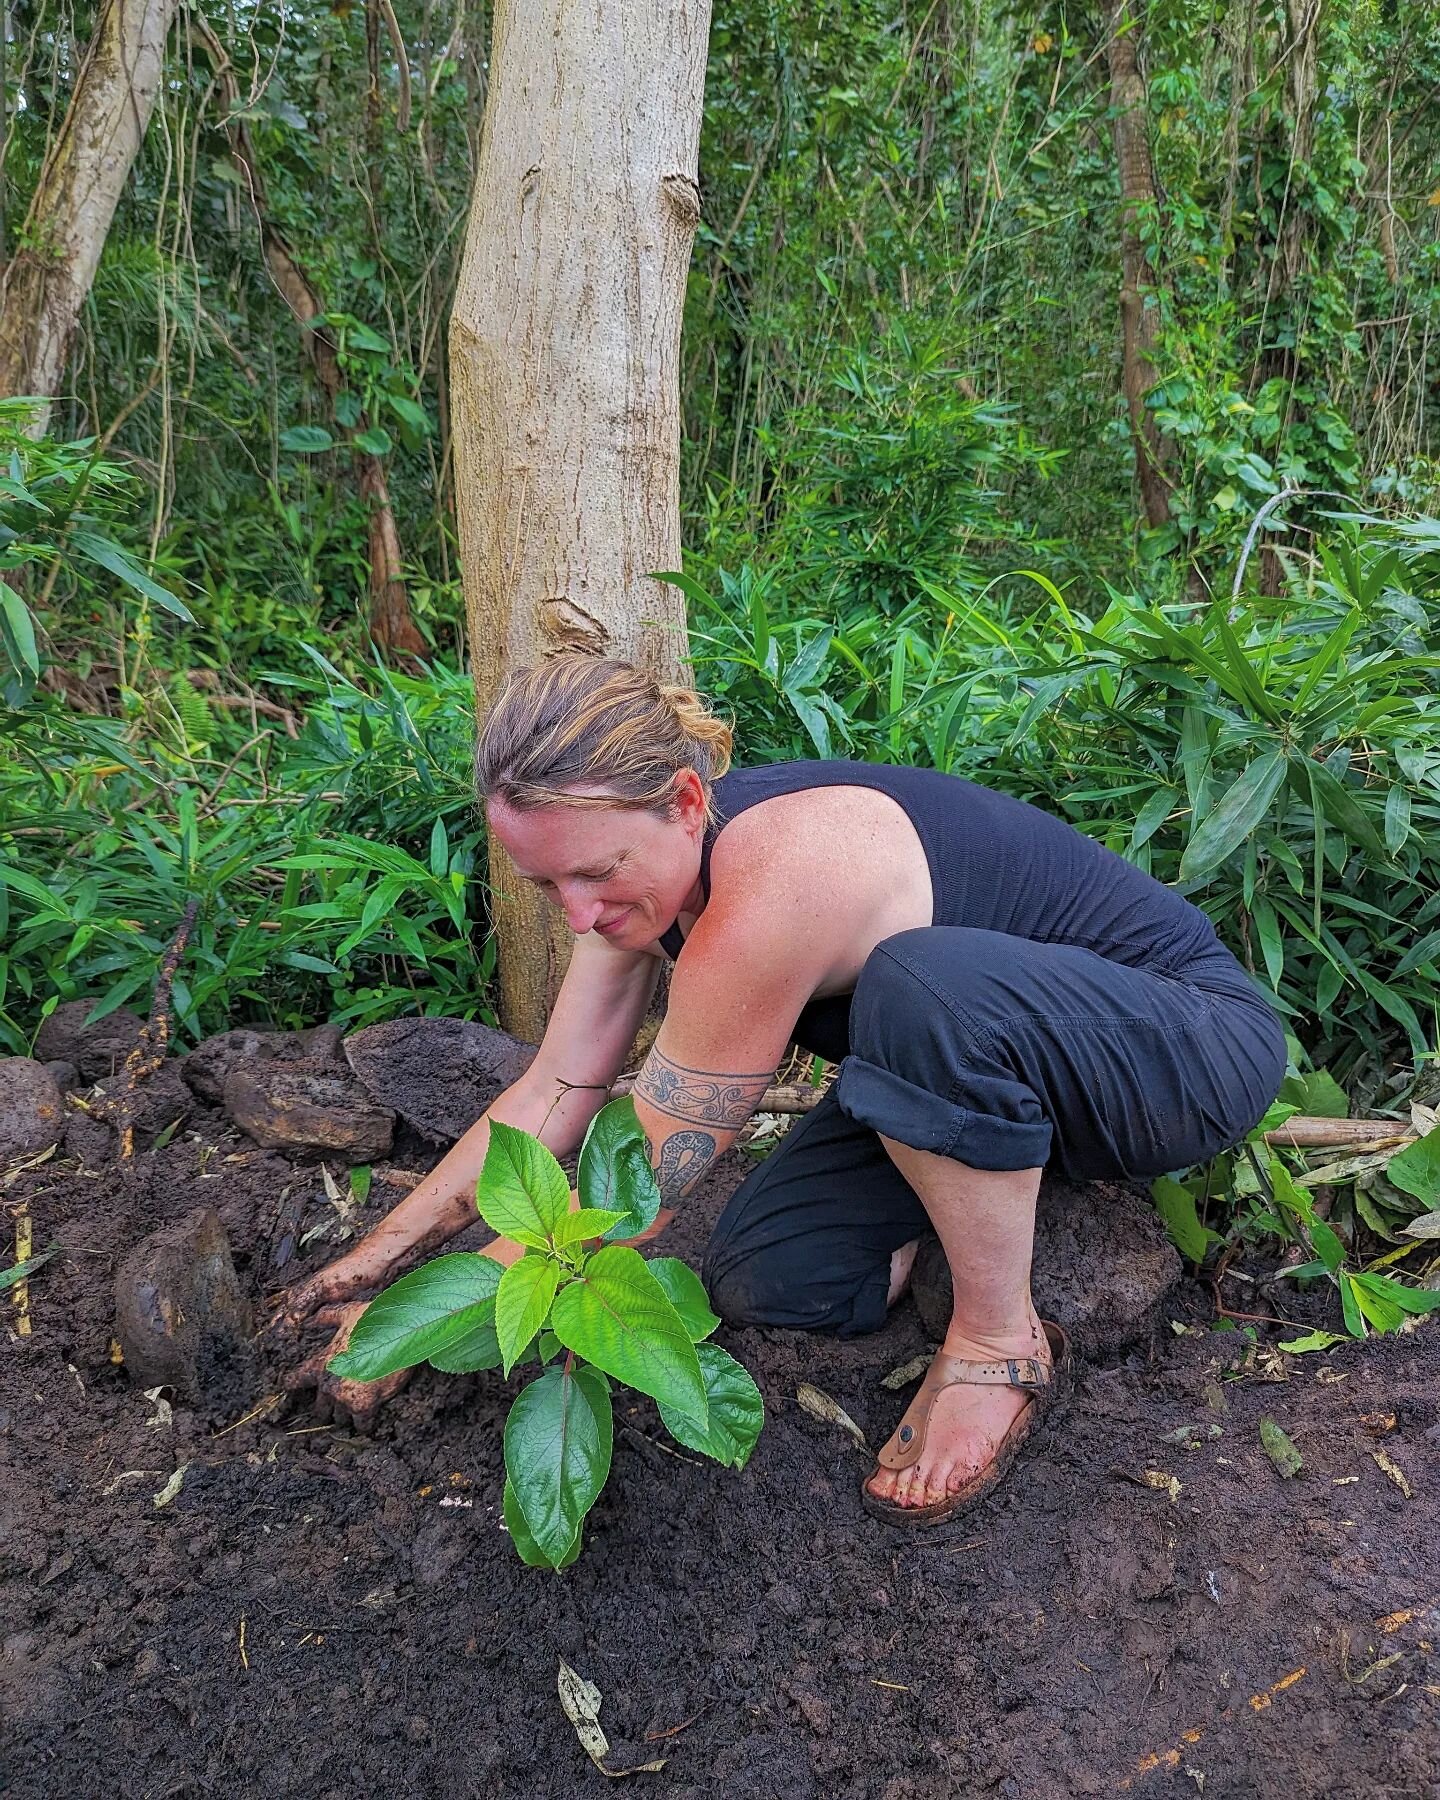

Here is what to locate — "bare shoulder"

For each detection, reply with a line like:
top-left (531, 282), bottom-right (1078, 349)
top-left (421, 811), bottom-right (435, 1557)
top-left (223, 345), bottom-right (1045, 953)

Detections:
top-left (709, 782), bottom-right (928, 921)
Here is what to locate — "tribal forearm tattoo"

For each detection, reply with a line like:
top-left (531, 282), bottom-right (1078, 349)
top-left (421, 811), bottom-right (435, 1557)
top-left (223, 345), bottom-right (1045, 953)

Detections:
top-left (633, 1049), bottom-right (774, 1129)
top-left (634, 1049), bottom-right (775, 1204)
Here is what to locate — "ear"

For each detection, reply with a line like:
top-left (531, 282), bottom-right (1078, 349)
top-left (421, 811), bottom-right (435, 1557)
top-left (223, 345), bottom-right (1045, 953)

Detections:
top-left (671, 769), bottom-right (708, 836)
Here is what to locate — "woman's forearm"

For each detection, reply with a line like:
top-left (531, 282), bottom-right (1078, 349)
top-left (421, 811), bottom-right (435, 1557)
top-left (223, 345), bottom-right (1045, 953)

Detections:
top-left (353, 1076), bottom-right (610, 1272)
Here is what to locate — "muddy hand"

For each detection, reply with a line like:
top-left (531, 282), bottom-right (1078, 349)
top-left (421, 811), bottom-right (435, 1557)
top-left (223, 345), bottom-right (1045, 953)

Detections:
top-left (280, 1300), bottom-right (412, 1432)
top-left (268, 1242), bottom-right (399, 1336)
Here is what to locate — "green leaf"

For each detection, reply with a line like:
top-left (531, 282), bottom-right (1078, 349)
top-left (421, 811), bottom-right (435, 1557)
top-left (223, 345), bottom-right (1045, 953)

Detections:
top-left (1276, 1329), bottom-right (1347, 1354)
top-left (646, 1257), bottom-right (720, 1341)
top-left (69, 530), bottom-right (194, 621)
top-left (1151, 1175), bottom-right (1218, 1263)
top-left (549, 1244), bottom-right (707, 1419)
top-left (578, 1097), bottom-right (661, 1243)
top-left (503, 1363), bottom-right (612, 1567)
top-left (477, 1121), bottom-right (571, 1248)
top-left (1340, 1272), bottom-right (1366, 1338)
top-left (495, 1255), bottom-right (562, 1375)
top-left (1350, 1271), bottom-right (1440, 1318)
top-left (504, 1476), bottom-right (583, 1569)
top-left (280, 424), bottom-right (336, 453)
top-left (551, 1208), bottom-right (626, 1246)
top-left (429, 815), bottom-right (449, 880)
top-left (1386, 1130), bottom-right (1440, 1207)
top-left (1384, 785), bottom-right (1412, 855)
top-left (658, 1343), bottom-right (764, 1469)
top-left (1305, 760), bottom-right (1388, 857)
top-left (1278, 1069), bottom-right (1349, 1120)
top-left (0, 582), bottom-right (39, 677)
top-left (327, 1252), bottom-right (502, 1380)
top-left (1178, 750), bottom-right (1286, 883)
top-left (354, 425), bottom-right (393, 457)
top-left (0, 1246), bottom-right (57, 1290)
top-left (1348, 1274), bottom-right (1407, 1334)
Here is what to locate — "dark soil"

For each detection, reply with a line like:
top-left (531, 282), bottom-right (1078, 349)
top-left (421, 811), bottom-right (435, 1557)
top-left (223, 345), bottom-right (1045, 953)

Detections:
top-left (3, 1106), bottom-right (1439, 1799)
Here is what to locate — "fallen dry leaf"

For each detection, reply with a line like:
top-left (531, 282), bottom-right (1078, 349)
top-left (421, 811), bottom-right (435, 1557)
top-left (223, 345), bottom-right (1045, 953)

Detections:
top-left (1140, 1469), bottom-right (1182, 1502)
top-left (1372, 1448), bottom-right (1413, 1498)
top-left (1259, 1418), bottom-right (1303, 1479)
top-left (796, 1383), bottom-right (870, 1452)
top-left (557, 1659), bottom-right (666, 1778)
top-left (879, 1354), bottom-right (933, 1391)
top-left (152, 1463), bottom-right (190, 1508)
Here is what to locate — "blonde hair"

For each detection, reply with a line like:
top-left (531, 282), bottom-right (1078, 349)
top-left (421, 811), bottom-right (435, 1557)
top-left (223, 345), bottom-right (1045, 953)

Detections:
top-left (476, 656), bottom-right (734, 819)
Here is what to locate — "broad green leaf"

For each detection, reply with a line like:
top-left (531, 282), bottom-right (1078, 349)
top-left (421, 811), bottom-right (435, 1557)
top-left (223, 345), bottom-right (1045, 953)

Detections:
top-left (279, 424), bottom-right (335, 453)
top-left (551, 1208), bottom-right (626, 1246)
top-left (646, 1256), bottom-right (720, 1341)
top-left (1351, 1271), bottom-right (1440, 1318)
top-left (1386, 1130), bottom-right (1440, 1206)
top-left (1277, 1069), bottom-right (1349, 1120)
top-left (503, 1363), bottom-right (612, 1567)
top-left (327, 1252), bottom-right (501, 1380)
top-left (549, 1244), bottom-right (707, 1419)
top-left (1340, 1272), bottom-right (1365, 1338)
top-left (578, 1097), bottom-right (661, 1243)
top-left (504, 1477), bottom-right (583, 1569)
top-left (658, 1343), bottom-right (764, 1469)
top-left (1384, 785), bottom-right (1412, 855)
top-left (477, 1121), bottom-right (571, 1247)
top-left (1277, 1329), bottom-right (1347, 1353)
top-left (1178, 750), bottom-right (1286, 882)
top-left (496, 1256), bottom-right (562, 1375)
top-left (1151, 1175), bottom-right (1218, 1264)
top-left (1130, 785), bottom-right (1176, 854)
top-left (1348, 1274), bottom-right (1407, 1334)
top-left (354, 425), bottom-right (393, 457)
top-left (425, 1298), bottom-right (503, 1373)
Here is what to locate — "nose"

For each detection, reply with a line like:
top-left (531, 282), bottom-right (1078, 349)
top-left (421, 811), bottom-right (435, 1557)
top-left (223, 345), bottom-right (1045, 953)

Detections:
top-left (563, 893), bottom-right (606, 935)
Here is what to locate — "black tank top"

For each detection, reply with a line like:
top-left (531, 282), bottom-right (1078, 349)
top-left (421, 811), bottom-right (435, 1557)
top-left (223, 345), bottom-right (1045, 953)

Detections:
top-left (657, 760), bottom-right (1222, 1062)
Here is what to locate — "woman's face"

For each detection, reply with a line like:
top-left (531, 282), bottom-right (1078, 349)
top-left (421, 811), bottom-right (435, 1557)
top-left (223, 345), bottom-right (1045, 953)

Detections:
top-left (486, 774), bottom-right (708, 950)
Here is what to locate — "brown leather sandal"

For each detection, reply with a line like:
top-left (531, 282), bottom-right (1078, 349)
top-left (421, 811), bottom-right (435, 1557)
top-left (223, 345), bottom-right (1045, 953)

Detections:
top-left (861, 1321), bottom-right (1072, 1528)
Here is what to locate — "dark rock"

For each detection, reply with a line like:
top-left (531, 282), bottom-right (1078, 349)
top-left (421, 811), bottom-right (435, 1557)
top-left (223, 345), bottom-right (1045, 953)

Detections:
top-left (42, 1060), bottom-right (79, 1093)
top-left (90, 1061), bottom-right (192, 1146)
top-left (182, 1022), bottom-right (345, 1105)
top-left (911, 1176), bottom-right (1182, 1358)
top-left (32, 1002), bottom-right (145, 1083)
top-left (224, 1063), bottom-right (395, 1161)
top-left (0, 1059), bottom-right (65, 1162)
top-left (64, 1109), bottom-right (114, 1168)
top-left (343, 1017), bottom-right (536, 1143)
top-left (113, 1208), bottom-right (257, 1415)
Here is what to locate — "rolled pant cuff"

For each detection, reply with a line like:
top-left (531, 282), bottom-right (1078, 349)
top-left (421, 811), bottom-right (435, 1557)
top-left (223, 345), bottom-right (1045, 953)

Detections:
top-left (836, 1056), bottom-right (1053, 1172)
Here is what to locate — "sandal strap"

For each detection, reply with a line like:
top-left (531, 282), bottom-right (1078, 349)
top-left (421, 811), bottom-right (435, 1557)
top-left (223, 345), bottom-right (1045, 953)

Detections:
top-left (876, 1345), bottom-right (1054, 1473)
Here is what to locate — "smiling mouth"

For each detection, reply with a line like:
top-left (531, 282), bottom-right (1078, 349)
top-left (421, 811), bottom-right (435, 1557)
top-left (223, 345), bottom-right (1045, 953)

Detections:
top-left (595, 912), bottom-right (629, 934)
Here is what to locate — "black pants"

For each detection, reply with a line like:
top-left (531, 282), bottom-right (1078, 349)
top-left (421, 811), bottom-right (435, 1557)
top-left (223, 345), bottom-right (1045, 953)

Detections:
top-left (701, 927), bottom-right (1286, 1336)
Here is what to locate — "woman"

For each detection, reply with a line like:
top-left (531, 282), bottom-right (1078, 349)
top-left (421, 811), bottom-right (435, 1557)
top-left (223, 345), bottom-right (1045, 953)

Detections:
top-left (284, 655), bottom-right (1285, 1525)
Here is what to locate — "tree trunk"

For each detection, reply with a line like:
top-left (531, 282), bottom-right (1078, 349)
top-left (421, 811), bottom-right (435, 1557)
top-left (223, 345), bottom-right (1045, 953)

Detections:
top-left (0, 0), bottom-right (180, 432)
top-left (1105, 2), bottom-right (1174, 532)
top-left (450, 0), bottom-right (708, 1041)
top-left (194, 16), bottom-right (427, 658)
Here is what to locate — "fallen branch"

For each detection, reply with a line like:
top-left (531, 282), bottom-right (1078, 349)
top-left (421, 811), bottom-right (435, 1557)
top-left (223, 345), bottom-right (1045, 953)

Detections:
top-left (106, 901), bottom-right (199, 1159)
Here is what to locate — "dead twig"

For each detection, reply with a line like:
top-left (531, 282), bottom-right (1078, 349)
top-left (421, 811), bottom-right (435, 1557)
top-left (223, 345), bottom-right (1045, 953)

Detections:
top-left (107, 901), bottom-right (200, 1160)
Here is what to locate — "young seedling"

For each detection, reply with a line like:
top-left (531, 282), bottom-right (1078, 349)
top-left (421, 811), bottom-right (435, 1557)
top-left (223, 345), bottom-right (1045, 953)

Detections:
top-left (327, 1097), bottom-right (764, 1567)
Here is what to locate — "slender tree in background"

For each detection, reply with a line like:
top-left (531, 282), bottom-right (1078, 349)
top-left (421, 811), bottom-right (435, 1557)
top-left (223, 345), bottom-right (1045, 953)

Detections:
top-left (449, 0), bottom-right (709, 1040)
top-left (0, 0), bottom-right (180, 431)
top-left (1104, 0), bottom-right (1174, 533)
top-left (193, 15), bottom-right (426, 658)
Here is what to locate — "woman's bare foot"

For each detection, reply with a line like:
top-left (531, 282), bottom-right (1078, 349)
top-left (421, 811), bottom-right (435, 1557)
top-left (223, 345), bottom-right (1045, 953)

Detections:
top-left (864, 1307), bottom-right (1050, 1510)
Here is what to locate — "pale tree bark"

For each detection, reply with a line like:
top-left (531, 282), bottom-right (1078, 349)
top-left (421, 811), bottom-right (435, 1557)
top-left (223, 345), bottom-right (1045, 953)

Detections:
top-left (450, 0), bottom-right (708, 1040)
top-left (1105, 2), bottom-right (1174, 532)
top-left (194, 16), bottom-right (426, 658)
top-left (0, 0), bottom-right (180, 433)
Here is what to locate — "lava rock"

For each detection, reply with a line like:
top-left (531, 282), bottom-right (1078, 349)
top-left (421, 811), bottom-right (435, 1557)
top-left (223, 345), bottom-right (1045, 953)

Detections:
top-left (90, 1060), bottom-right (193, 1146)
top-left (182, 1022), bottom-right (344, 1105)
top-left (224, 1063), bottom-right (395, 1161)
top-left (911, 1176), bottom-right (1182, 1358)
top-left (41, 1060), bottom-right (79, 1093)
top-left (0, 1059), bottom-right (65, 1162)
top-left (32, 1002), bottom-right (145, 1083)
top-left (113, 1207), bottom-right (257, 1414)
top-left (342, 1017), bottom-right (535, 1143)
